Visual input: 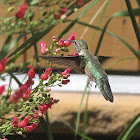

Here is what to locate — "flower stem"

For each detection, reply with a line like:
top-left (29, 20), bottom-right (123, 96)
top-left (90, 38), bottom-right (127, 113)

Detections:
top-left (39, 112), bottom-right (53, 140)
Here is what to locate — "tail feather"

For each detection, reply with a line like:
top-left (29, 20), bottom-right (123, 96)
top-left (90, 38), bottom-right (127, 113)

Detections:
top-left (97, 78), bottom-right (114, 103)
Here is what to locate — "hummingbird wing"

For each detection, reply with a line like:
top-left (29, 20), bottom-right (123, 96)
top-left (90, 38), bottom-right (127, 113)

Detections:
top-left (38, 55), bottom-right (85, 73)
top-left (97, 56), bottom-right (111, 64)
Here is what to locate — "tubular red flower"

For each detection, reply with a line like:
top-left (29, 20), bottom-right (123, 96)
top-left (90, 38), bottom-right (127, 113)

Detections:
top-left (28, 65), bottom-right (35, 79)
top-left (40, 42), bottom-right (48, 54)
top-left (65, 33), bottom-right (77, 47)
top-left (10, 84), bottom-right (28, 103)
top-left (41, 68), bottom-right (52, 80)
top-left (72, 53), bottom-right (79, 56)
top-left (25, 123), bottom-right (38, 132)
top-left (25, 78), bottom-right (34, 88)
top-left (23, 89), bottom-right (32, 99)
top-left (58, 39), bottom-right (65, 47)
top-left (16, 4), bottom-right (28, 19)
top-left (18, 116), bottom-right (30, 128)
top-left (0, 85), bottom-right (6, 96)
top-left (11, 116), bottom-right (18, 128)
top-left (0, 58), bottom-right (8, 73)
top-left (61, 69), bottom-right (71, 75)
top-left (34, 110), bottom-right (42, 118)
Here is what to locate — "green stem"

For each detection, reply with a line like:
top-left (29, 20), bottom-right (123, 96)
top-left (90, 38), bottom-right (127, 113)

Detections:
top-left (39, 112), bottom-right (53, 140)
top-left (8, 72), bottom-right (21, 86)
top-left (75, 79), bottom-right (89, 140)
top-left (81, 88), bottom-right (90, 140)
top-left (33, 42), bottom-right (41, 77)
top-left (94, 17), bottom-right (112, 56)
top-left (125, 0), bottom-right (140, 47)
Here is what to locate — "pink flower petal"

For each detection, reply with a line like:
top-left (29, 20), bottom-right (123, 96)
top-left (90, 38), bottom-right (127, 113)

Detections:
top-left (65, 33), bottom-right (77, 47)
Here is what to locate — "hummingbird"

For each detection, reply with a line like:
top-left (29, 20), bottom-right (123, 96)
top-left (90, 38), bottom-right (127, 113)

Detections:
top-left (38, 40), bottom-right (114, 102)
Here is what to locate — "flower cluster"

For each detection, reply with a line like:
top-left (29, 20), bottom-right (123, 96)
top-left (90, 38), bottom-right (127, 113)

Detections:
top-left (9, 65), bottom-right (35, 104)
top-left (54, 8), bottom-right (67, 20)
top-left (40, 33), bottom-right (76, 56)
top-left (11, 115), bottom-right (38, 132)
top-left (0, 63), bottom-right (71, 139)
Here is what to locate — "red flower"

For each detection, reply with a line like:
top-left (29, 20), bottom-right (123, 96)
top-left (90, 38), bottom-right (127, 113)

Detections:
top-left (0, 85), bottom-right (6, 96)
top-left (34, 110), bottom-right (42, 118)
top-left (41, 68), bottom-right (52, 80)
top-left (62, 79), bottom-right (70, 85)
top-left (18, 116), bottom-right (30, 128)
top-left (0, 58), bottom-right (7, 73)
top-left (77, 0), bottom-right (86, 6)
top-left (16, 4), bottom-right (28, 19)
top-left (28, 65), bottom-right (35, 79)
top-left (40, 42), bottom-right (48, 55)
top-left (65, 33), bottom-right (77, 47)
top-left (61, 69), bottom-right (71, 75)
top-left (10, 84), bottom-right (27, 103)
top-left (58, 39), bottom-right (65, 47)
top-left (60, 8), bottom-right (67, 15)
top-left (11, 116), bottom-right (18, 128)
top-left (72, 53), bottom-right (79, 56)
top-left (54, 12), bottom-right (61, 19)
top-left (25, 78), bottom-right (34, 88)
top-left (25, 123), bottom-right (38, 132)
top-left (40, 103), bottom-right (54, 114)
top-left (52, 36), bottom-right (58, 42)
top-left (54, 8), bottom-right (67, 19)
top-left (23, 89), bottom-right (32, 99)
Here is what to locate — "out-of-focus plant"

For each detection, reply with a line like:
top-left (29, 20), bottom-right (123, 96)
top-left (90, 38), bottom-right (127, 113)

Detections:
top-left (0, 0), bottom-right (89, 139)
top-left (0, 34), bottom-right (75, 139)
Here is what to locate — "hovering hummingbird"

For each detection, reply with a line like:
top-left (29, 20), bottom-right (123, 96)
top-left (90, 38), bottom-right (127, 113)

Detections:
top-left (38, 40), bottom-right (114, 102)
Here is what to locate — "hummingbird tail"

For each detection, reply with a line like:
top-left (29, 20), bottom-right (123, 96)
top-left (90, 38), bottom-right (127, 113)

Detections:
top-left (97, 78), bottom-right (114, 103)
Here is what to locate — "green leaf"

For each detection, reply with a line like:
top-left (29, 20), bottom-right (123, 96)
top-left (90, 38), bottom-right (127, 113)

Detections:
top-left (0, 34), bottom-right (25, 60)
top-left (117, 113), bottom-right (140, 140)
top-left (95, 8), bottom-right (140, 56)
top-left (136, 0), bottom-right (140, 8)
top-left (0, 35), bottom-right (12, 60)
top-left (89, 0), bottom-right (111, 46)
top-left (124, 0), bottom-right (140, 47)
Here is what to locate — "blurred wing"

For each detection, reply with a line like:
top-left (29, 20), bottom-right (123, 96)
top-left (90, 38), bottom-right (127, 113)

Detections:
top-left (38, 55), bottom-right (85, 73)
top-left (97, 56), bottom-right (112, 64)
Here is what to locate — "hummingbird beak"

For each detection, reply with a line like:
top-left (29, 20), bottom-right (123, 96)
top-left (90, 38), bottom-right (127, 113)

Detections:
top-left (66, 40), bottom-right (75, 43)
top-left (66, 40), bottom-right (81, 54)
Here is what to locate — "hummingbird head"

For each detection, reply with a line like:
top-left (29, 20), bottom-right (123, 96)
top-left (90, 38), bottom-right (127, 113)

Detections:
top-left (67, 40), bottom-right (88, 55)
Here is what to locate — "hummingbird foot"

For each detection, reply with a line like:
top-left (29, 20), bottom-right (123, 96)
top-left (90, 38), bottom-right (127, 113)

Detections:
top-left (95, 84), bottom-right (97, 88)
top-left (87, 79), bottom-right (93, 88)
